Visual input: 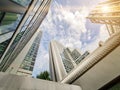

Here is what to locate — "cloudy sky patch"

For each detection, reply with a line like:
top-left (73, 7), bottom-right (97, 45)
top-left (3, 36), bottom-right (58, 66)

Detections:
top-left (32, 0), bottom-right (109, 77)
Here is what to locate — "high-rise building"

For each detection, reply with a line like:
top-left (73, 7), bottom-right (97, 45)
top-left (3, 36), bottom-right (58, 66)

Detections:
top-left (49, 40), bottom-right (67, 81)
top-left (49, 40), bottom-right (89, 81)
top-left (0, 0), bottom-right (51, 72)
top-left (87, 0), bottom-right (120, 36)
top-left (16, 31), bottom-right (42, 77)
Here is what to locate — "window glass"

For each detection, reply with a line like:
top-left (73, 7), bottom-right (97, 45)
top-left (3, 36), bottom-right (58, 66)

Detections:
top-left (0, 13), bottom-right (22, 34)
top-left (33, 0), bottom-right (43, 12)
top-left (0, 39), bottom-right (11, 58)
top-left (60, 53), bottom-right (74, 73)
top-left (11, 0), bottom-right (32, 7)
top-left (0, 0), bottom-right (45, 71)
top-left (21, 26), bottom-right (27, 32)
top-left (29, 66), bottom-right (33, 71)
top-left (1, 13), bottom-right (18, 25)
top-left (0, 12), bottom-right (23, 59)
top-left (24, 16), bottom-right (33, 26)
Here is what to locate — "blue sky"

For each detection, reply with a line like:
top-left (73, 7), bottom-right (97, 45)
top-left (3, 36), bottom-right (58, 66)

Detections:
top-left (32, 0), bottom-right (109, 77)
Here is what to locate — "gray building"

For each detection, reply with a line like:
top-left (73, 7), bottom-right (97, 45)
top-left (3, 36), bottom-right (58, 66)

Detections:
top-left (49, 40), bottom-right (89, 81)
top-left (49, 40), bottom-right (67, 82)
top-left (0, 0), bottom-right (51, 73)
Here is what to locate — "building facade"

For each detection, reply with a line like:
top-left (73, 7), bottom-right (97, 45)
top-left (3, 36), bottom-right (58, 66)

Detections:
top-left (0, 0), bottom-right (51, 72)
top-left (49, 40), bottom-right (67, 81)
top-left (87, 0), bottom-right (120, 36)
top-left (16, 31), bottom-right (42, 77)
top-left (49, 40), bottom-right (89, 81)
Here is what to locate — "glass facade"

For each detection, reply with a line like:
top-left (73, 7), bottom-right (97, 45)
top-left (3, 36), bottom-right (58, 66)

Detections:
top-left (0, 31), bottom-right (25, 70)
top-left (0, 39), bottom-right (11, 58)
top-left (0, 12), bottom-right (22, 34)
top-left (11, 0), bottom-right (32, 7)
top-left (0, 0), bottom-right (51, 72)
top-left (74, 51), bottom-right (89, 64)
top-left (61, 48), bottom-right (89, 73)
top-left (19, 31), bottom-right (41, 73)
top-left (61, 53), bottom-right (74, 73)
top-left (71, 49), bottom-right (81, 64)
top-left (0, 11), bottom-right (23, 59)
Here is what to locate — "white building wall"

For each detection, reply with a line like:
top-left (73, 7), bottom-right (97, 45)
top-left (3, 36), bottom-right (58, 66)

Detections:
top-left (49, 41), bottom-right (67, 81)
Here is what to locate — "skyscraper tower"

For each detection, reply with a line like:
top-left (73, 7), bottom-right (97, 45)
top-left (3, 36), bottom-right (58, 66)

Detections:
top-left (49, 40), bottom-right (68, 81)
top-left (49, 40), bottom-right (89, 81)
top-left (88, 0), bottom-right (120, 36)
top-left (0, 0), bottom-right (51, 72)
top-left (16, 31), bottom-right (42, 77)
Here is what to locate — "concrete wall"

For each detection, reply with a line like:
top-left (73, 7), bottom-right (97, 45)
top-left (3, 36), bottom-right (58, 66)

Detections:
top-left (73, 45), bottom-right (120, 90)
top-left (0, 72), bottom-right (81, 90)
top-left (49, 41), bottom-right (67, 81)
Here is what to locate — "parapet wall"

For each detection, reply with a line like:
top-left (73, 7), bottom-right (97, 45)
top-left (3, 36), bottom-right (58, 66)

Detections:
top-left (0, 72), bottom-right (81, 90)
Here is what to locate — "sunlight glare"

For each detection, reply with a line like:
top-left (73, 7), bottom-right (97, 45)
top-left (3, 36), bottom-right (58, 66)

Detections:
top-left (101, 6), bottom-right (110, 12)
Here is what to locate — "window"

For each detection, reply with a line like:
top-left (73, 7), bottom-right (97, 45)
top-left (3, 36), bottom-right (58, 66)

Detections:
top-left (31, 62), bottom-right (34, 66)
top-left (0, 12), bottom-right (22, 34)
top-left (0, 12), bottom-right (23, 59)
top-left (24, 16), bottom-right (33, 26)
top-left (29, 66), bottom-right (33, 71)
top-left (11, 0), bottom-right (32, 7)
top-left (0, 39), bottom-right (11, 58)
top-left (1, 13), bottom-right (18, 25)
top-left (60, 53), bottom-right (74, 73)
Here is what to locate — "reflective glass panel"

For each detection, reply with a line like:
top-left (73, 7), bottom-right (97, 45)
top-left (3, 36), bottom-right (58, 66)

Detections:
top-left (11, 0), bottom-right (32, 7)
top-left (0, 12), bottom-right (23, 59)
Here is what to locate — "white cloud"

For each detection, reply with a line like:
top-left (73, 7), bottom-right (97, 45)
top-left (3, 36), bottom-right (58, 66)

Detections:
top-left (99, 25), bottom-right (110, 42)
top-left (58, 7), bottom-right (89, 33)
top-left (81, 25), bottom-right (110, 53)
top-left (46, 4), bottom-right (88, 46)
top-left (33, 0), bottom-right (110, 77)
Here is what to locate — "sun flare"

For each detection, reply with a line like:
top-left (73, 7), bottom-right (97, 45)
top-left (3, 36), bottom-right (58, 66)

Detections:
top-left (101, 6), bottom-right (110, 12)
